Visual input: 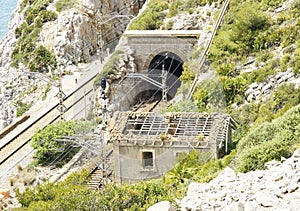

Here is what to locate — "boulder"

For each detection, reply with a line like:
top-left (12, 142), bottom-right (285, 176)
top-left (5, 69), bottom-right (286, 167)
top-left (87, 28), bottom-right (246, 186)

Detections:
top-left (146, 201), bottom-right (176, 211)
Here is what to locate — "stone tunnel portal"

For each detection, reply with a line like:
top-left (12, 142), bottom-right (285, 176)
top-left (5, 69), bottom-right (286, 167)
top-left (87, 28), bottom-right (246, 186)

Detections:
top-left (135, 51), bottom-right (184, 102)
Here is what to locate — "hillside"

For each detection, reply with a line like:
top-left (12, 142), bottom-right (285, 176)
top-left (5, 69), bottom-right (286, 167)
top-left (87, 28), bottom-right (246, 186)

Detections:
top-left (1, 0), bottom-right (300, 210)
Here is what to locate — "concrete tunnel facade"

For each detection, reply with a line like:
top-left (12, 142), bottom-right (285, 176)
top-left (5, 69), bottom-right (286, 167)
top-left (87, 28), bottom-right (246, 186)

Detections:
top-left (109, 30), bottom-right (200, 111)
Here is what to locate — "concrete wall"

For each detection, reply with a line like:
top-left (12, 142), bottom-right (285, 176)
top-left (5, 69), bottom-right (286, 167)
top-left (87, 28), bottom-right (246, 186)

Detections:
top-left (124, 33), bottom-right (199, 72)
top-left (109, 31), bottom-right (200, 112)
top-left (114, 141), bottom-right (210, 184)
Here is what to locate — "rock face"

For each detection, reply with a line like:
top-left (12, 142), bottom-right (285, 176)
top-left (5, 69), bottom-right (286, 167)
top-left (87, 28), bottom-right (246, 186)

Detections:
top-left (244, 68), bottom-right (300, 102)
top-left (0, 0), bottom-right (142, 130)
top-left (178, 148), bottom-right (300, 211)
top-left (147, 201), bottom-right (176, 211)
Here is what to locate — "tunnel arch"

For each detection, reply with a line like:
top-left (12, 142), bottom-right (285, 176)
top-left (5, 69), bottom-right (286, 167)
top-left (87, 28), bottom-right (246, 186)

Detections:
top-left (141, 47), bottom-right (188, 72)
top-left (136, 51), bottom-right (185, 102)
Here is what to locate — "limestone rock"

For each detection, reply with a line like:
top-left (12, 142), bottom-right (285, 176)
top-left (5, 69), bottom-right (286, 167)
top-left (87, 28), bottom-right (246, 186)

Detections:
top-left (146, 201), bottom-right (176, 211)
top-left (178, 148), bottom-right (300, 211)
top-left (0, 0), bottom-right (141, 128)
top-left (255, 191), bottom-right (278, 207)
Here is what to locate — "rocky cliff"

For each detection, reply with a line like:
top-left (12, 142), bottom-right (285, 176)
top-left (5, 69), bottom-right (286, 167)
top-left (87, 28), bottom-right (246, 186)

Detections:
top-left (178, 148), bottom-right (300, 211)
top-left (146, 148), bottom-right (300, 211)
top-left (0, 0), bottom-right (142, 129)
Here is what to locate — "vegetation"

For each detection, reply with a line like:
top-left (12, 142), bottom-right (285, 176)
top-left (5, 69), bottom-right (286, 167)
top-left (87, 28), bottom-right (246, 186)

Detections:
top-left (168, 0), bottom-right (222, 18)
top-left (94, 50), bottom-right (123, 87)
top-left (129, 0), bottom-right (222, 30)
top-left (236, 104), bottom-right (300, 172)
top-left (16, 101), bottom-right (33, 117)
top-left (30, 120), bottom-right (95, 167)
top-left (16, 170), bottom-right (173, 210)
top-left (42, 84), bottom-right (51, 100)
top-left (14, 0), bottom-right (300, 209)
top-left (55, 0), bottom-right (76, 12)
top-left (129, 0), bottom-right (169, 30)
top-left (12, 0), bottom-right (57, 72)
top-left (165, 100), bottom-right (198, 112)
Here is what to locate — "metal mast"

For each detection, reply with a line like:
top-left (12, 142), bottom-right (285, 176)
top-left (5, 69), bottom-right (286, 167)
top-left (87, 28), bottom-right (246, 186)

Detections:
top-left (162, 62), bottom-right (167, 103)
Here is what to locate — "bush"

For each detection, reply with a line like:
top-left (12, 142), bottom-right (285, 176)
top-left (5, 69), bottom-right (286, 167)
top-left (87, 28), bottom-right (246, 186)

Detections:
top-left (231, 83), bottom-right (300, 133)
top-left (39, 10), bottom-right (58, 23)
top-left (219, 76), bottom-right (246, 104)
top-left (30, 120), bottom-right (93, 166)
top-left (236, 104), bottom-right (300, 172)
top-left (193, 77), bottom-right (229, 112)
top-left (168, 0), bottom-right (184, 17)
top-left (180, 62), bottom-right (195, 82)
top-left (11, 0), bottom-right (58, 72)
top-left (16, 101), bottom-right (33, 117)
top-left (166, 100), bottom-right (198, 112)
top-left (94, 50), bottom-right (123, 87)
top-left (231, 3), bottom-right (269, 54)
top-left (17, 170), bottom-right (172, 210)
top-left (163, 150), bottom-right (236, 190)
top-left (55, 0), bottom-right (75, 12)
top-left (129, 0), bottom-right (168, 30)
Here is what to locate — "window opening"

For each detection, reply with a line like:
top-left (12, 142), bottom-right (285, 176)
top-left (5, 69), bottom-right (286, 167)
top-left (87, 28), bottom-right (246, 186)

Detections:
top-left (142, 151), bottom-right (153, 168)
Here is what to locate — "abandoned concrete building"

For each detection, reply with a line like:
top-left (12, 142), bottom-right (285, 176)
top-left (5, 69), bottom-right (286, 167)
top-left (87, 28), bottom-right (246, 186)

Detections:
top-left (111, 112), bottom-right (236, 184)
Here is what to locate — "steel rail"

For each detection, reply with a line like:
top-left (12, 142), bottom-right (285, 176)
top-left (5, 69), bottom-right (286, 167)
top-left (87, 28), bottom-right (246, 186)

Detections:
top-left (0, 69), bottom-right (98, 166)
top-left (186, 0), bottom-right (230, 101)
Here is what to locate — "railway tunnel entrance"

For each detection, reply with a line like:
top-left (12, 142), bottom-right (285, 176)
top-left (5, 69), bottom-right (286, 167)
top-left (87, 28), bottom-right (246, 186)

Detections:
top-left (135, 51), bottom-right (184, 102)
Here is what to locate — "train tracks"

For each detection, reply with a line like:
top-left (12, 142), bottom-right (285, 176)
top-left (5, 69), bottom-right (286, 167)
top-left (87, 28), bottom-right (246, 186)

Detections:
top-left (0, 66), bottom-right (98, 174)
top-left (131, 99), bottom-right (162, 112)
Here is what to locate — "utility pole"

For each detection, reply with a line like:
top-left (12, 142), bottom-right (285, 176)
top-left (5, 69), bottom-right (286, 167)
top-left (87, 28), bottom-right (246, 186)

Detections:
top-left (23, 67), bottom-right (65, 120)
top-left (99, 77), bottom-right (111, 186)
top-left (162, 59), bottom-right (168, 103)
top-left (96, 9), bottom-right (104, 63)
top-left (94, 8), bottom-right (133, 63)
top-left (56, 65), bottom-right (66, 120)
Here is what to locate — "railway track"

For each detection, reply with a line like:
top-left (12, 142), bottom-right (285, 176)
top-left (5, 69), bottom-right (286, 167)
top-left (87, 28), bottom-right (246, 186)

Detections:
top-left (0, 68), bottom-right (97, 168)
top-left (186, 0), bottom-right (230, 101)
top-left (131, 99), bottom-right (161, 112)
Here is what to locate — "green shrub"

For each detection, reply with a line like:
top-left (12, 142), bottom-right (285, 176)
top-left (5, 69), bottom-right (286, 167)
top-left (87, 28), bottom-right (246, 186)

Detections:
top-left (129, 0), bottom-right (168, 30)
top-left (163, 150), bottom-right (236, 189)
top-left (193, 77), bottom-right (229, 112)
top-left (236, 104), bottom-right (300, 172)
top-left (237, 129), bottom-right (297, 172)
top-left (16, 101), bottom-right (33, 117)
top-left (55, 0), bottom-right (76, 12)
top-left (12, 0), bottom-right (57, 72)
top-left (231, 3), bottom-right (269, 53)
top-left (168, 0), bottom-right (184, 17)
top-left (39, 10), bottom-right (57, 23)
top-left (194, 85), bottom-right (209, 111)
top-left (219, 76), bottom-right (246, 104)
top-left (17, 170), bottom-right (172, 210)
top-left (231, 83), bottom-right (300, 128)
top-left (29, 46), bottom-right (56, 72)
top-left (180, 62), bottom-right (195, 82)
top-left (164, 20), bottom-right (174, 30)
top-left (94, 50), bottom-right (123, 87)
top-left (166, 100), bottom-right (198, 112)
top-left (30, 120), bottom-right (93, 166)
top-left (246, 65), bottom-right (276, 84)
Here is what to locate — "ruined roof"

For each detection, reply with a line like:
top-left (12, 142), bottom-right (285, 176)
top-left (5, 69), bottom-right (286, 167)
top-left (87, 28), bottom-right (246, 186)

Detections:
top-left (110, 112), bottom-right (235, 147)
